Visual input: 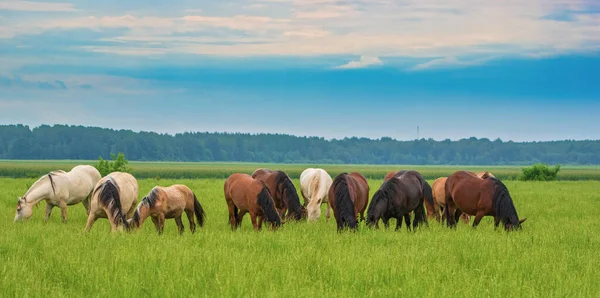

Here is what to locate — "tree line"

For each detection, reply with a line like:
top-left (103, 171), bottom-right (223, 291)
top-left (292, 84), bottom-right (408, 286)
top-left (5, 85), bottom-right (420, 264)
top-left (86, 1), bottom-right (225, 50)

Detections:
top-left (0, 124), bottom-right (599, 165)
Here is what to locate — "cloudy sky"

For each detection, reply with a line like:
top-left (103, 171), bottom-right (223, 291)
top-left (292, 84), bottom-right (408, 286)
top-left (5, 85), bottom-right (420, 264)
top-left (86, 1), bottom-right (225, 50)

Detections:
top-left (1, 0), bottom-right (599, 141)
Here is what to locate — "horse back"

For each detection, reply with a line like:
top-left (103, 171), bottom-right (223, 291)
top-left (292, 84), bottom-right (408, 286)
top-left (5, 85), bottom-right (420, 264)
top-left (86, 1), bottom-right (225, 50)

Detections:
top-left (348, 172), bottom-right (369, 211)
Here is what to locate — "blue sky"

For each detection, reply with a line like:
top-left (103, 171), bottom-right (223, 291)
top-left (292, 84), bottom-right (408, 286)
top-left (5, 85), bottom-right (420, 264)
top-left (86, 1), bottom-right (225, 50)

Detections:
top-left (1, 0), bottom-right (599, 142)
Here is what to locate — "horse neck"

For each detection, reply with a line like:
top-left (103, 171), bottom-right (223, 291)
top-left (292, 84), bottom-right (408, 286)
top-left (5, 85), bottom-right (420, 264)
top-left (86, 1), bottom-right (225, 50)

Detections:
top-left (133, 204), bottom-right (151, 227)
top-left (23, 178), bottom-right (53, 206)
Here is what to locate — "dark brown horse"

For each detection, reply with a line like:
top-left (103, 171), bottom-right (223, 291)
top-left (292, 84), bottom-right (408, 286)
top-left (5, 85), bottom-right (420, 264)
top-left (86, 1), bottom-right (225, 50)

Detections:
top-left (224, 173), bottom-right (282, 231)
top-left (384, 170), bottom-right (439, 223)
top-left (367, 170), bottom-right (428, 231)
top-left (328, 172), bottom-right (369, 231)
top-left (251, 168), bottom-right (306, 221)
top-left (444, 171), bottom-right (526, 231)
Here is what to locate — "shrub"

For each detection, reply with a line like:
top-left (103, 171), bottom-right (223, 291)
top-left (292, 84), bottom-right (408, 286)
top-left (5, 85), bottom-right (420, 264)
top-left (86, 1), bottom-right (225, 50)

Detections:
top-left (96, 153), bottom-right (132, 176)
top-left (519, 163), bottom-right (560, 181)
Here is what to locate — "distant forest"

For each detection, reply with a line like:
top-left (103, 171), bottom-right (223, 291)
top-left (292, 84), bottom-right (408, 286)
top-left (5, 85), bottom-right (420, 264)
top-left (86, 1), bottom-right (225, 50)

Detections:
top-left (1, 124), bottom-right (599, 165)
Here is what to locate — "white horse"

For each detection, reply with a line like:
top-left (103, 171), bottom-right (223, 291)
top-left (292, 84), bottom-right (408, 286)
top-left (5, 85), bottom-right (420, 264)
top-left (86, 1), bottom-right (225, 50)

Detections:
top-left (84, 172), bottom-right (138, 233)
top-left (300, 168), bottom-right (333, 222)
top-left (14, 165), bottom-right (102, 223)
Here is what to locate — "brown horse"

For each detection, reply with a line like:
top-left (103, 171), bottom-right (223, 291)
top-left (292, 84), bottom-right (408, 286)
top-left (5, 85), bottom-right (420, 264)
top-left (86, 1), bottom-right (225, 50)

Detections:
top-left (445, 171), bottom-right (526, 231)
top-left (251, 168), bottom-right (306, 221)
top-left (224, 173), bottom-right (282, 231)
top-left (128, 184), bottom-right (206, 235)
top-left (432, 177), bottom-right (470, 224)
top-left (384, 170), bottom-right (439, 222)
top-left (328, 172), bottom-right (369, 231)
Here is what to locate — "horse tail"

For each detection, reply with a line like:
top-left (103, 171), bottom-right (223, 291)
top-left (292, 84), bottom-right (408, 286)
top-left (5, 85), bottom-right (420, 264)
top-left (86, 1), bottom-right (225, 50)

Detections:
top-left (48, 173), bottom-right (57, 195)
top-left (193, 193), bottom-right (206, 227)
top-left (97, 176), bottom-right (129, 230)
top-left (257, 186), bottom-right (281, 226)
top-left (332, 173), bottom-right (357, 230)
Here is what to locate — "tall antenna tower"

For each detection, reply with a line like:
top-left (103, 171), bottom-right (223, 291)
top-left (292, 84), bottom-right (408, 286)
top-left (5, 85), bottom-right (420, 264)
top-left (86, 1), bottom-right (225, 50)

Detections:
top-left (417, 126), bottom-right (420, 140)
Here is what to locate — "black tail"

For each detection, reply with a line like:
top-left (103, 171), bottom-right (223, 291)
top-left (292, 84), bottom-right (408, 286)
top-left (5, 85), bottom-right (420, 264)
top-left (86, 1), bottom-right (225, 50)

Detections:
top-left (276, 171), bottom-right (303, 221)
top-left (96, 177), bottom-right (129, 231)
top-left (193, 193), bottom-right (206, 227)
top-left (332, 173), bottom-right (357, 231)
top-left (422, 180), bottom-right (435, 209)
top-left (257, 186), bottom-right (281, 226)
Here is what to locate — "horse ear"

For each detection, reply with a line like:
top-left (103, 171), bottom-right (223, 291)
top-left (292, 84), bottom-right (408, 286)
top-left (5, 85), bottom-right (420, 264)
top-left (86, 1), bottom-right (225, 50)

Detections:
top-left (519, 218), bottom-right (527, 224)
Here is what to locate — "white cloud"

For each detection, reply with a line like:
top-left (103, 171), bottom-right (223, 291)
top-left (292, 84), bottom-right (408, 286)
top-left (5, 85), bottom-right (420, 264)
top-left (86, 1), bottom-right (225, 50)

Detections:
top-left (0, 1), bottom-right (75, 12)
top-left (335, 56), bottom-right (383, 69)
top-left (1, 0), bottom-right (600, 65)
top-left (411, 56), bottom-right (493, 70)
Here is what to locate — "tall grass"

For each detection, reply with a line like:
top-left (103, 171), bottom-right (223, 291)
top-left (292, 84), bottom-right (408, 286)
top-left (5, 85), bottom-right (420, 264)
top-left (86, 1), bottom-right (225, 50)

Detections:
top-left (1, 177), bottom-right (599, 297)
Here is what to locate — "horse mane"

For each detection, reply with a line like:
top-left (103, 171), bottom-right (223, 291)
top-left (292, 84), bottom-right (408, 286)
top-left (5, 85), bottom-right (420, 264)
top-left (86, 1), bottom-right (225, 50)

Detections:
top-left (332, 173), bottom-right (357, 230)
top-left (489, 177), bottom-right (520, 227)
top-left (310, 171), bottom-right (321, 197)
top-left (132, 187), bottom-right (160, 226)
top-left (274, 171), bottom-right (303, 220)
top-left (256, 186), bottom-right (281, 226)
top-left (369, 177), bottom-right (401, 214)
top-left (23, 170), bottom-right (65, 200)
top-left (95, 176), bottom-right (129, 230)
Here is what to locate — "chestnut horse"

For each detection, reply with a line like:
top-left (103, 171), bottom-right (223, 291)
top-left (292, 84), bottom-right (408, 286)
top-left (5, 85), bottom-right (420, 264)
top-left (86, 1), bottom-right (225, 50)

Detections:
top-left (251, 168), bottom-right (305, 221)
top-left (367, 170), bottom-right (428, 231)
top-left (433, 171), bottom-right (494, 224)
top-left (328, 172), bottom-right (369, 231)
top-left (445, 171), bottom-right (526, 231)
top-left (384, 170), bottom-right (438, 222)
top-left (128, 184), bottom-right (206, 235)
top-left (224, 173), bottom-right (282, 231)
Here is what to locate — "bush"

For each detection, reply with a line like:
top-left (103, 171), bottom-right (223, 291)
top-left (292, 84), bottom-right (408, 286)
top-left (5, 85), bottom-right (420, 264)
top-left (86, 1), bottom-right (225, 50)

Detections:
top-left (96, 152), bottom-right (132, 177)
top-left (519, 163), bottom-right (560, 181)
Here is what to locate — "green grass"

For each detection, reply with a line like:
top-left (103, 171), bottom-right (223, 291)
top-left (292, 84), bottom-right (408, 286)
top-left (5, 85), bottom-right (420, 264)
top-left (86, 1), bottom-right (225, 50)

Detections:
top-left (1, 160), bottom-right (600, 180)
top-left (1, 176), bottom-right (600, 297)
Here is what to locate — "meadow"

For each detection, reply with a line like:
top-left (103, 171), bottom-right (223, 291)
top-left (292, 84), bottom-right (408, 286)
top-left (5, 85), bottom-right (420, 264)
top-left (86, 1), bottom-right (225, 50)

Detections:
top-left (1, 163), bottom-right (600, 297)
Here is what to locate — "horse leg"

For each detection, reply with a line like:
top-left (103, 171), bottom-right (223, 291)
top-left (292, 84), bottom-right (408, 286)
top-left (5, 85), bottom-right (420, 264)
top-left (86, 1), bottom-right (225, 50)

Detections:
top-left (236, 210), bottom-right (247, 228)
top-left (82, 196), bottom-right (91, 215)
top-left (83, 213), bottom-right (97, 233)
top-left (405, 214), bottom-right (411, 231)
top-left (175, 216), bottom-right (184, 235)
top-left (157, 214), bottom-right (166, 234)
top-left (472, 211), bottom-right (486, 228)
top-left (185, 209), bottom-right (196, 233)
top-left (325, 201), bottom-right (331, 221)
top-left (494, 217), bottom-right (501, 229)
top-left (250, 213), bottom-right (259, 231)
top-left (395, 217), bottom-right (403, 231)
top-left (59, 200), bottom-right (68, 223)
top-left (44, 203), bottom-right (53, 222)
top-left (227, 202), bottom-right (237, 230)
top-left (257, 215), bottom-right (264, 230)
top-left (151, 216), bottom-right (160, 234)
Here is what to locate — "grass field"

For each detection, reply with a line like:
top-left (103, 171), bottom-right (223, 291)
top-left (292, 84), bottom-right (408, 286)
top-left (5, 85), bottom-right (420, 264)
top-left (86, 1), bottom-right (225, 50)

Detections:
top-left (1, 164), bottom-right (600, 297)
top-left (1, 160), bottom-right (600, 180)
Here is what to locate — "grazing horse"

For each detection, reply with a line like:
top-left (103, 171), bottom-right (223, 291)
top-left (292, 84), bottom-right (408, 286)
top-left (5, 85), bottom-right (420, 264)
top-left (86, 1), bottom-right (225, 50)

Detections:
top-left (444, 171), bottom-right (526, 231)
top-left (224, 173), bottom-right (282, 231)
top-left (328, 172), bottom-right (369, 231)
top-left (367, 170), bottom-right (428, 231)
top-left (383, 170), bottom-right (439, 222)
top-left (432, 177), bottom-right (470, 224)
top-left (14, 165), bottom-right (101, 223)
top-left (432, 171), bottom-right (494, 224)
top-left (84, 172), bottom-right (138, 233)
top-left (300, 168), bottom-right (333, 222)
top-left (251, 168), bottom-right (305, 221)
top-left (128, 184), bottom-right (206, 235)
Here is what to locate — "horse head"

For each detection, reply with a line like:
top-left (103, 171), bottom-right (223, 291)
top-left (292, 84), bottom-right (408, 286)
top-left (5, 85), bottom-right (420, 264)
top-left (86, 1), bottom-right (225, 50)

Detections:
top-left (306, 197), bottom-right (323, 222)
top-left (506, 217), bottom-right (527, 231)
top-left (14, 197), bottom-right (32, 222)
top-left (366, 189), bottom-right (388, 228)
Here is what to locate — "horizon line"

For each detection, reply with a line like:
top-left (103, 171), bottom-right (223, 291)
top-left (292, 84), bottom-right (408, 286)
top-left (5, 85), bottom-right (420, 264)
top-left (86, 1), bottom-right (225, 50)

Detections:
top-left (3, 123), bottom-right (599, 143)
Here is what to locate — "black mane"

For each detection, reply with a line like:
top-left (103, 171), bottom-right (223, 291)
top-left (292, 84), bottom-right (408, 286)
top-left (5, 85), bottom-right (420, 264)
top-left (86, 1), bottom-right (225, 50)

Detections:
top-left (274, 171), bottom-right (303, 220)
top-left (332, 173), bottom-right (357, 231)
top-left (95, 177), bottom-right (129, 230)
top-left (47, 173), bottom-right (57, 195)
top-left (490, 177), bottom-right (521, 229)
top-left (257, 186), bottom-right (281, 226)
